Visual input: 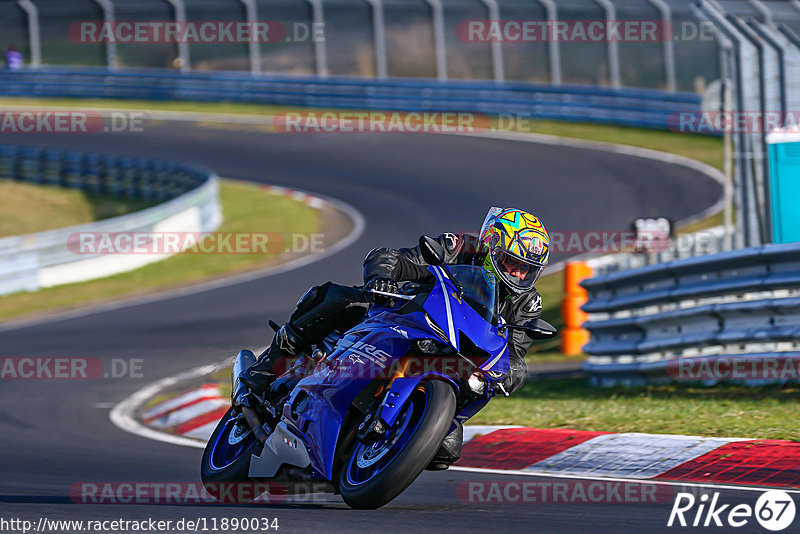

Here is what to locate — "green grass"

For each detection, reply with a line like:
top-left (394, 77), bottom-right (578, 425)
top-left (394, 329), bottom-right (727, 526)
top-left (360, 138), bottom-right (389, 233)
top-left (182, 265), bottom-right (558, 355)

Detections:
top-left (0, 180), bottom-right (152, 237)
top-left (469, 378), bottom-right (800, 440)
top-left (0, 179), bottom-right (320, 322)
top-left (0, 97), bottom-right (290, 117)
top-left (509, 120), bottom-right (724, 171)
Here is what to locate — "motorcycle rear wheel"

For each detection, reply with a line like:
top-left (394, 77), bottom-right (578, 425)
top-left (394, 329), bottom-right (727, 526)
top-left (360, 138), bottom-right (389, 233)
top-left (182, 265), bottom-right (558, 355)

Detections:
top-left (339, 380), bottom-right (456, 509)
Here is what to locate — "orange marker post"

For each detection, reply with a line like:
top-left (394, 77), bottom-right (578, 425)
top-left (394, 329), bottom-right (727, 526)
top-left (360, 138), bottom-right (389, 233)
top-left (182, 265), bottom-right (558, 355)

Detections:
top-left (561, 261), bottom-right (593, 355)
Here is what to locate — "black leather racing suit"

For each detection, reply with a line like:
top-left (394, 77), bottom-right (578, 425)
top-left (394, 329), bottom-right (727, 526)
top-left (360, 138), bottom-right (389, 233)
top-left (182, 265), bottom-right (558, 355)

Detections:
top-left (363, 232), bottom-right (543, 395)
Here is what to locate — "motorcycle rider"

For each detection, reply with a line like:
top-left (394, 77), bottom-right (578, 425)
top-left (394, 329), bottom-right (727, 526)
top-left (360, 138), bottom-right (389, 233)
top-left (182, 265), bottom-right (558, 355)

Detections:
top-left (239, 207), bottom-right (550, 469)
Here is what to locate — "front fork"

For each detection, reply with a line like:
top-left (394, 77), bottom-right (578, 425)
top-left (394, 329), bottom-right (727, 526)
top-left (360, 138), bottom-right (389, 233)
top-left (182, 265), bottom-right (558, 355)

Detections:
top-left (231, 350), bottom-right (257, 407)
top-left (230, 350), bottom-right (279, 444)
top-left (357, 375), bottom-right (457, 441)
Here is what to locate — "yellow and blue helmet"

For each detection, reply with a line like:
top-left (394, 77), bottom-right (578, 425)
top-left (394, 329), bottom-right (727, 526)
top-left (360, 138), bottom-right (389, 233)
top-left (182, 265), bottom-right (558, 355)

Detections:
top-left (479, 207), bottom-right (549, 293)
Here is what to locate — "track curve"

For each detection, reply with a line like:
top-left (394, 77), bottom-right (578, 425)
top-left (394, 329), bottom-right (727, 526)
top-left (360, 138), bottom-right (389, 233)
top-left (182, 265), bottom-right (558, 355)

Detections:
top-left (0, 121), bottom-right (759, 533)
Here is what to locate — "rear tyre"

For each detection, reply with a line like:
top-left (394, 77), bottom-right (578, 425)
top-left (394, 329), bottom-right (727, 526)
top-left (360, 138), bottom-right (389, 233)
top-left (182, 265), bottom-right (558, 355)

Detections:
top-left (200, 407), bottom-right (262, 502)
top-left (339, 380), bottom-right (456, 509)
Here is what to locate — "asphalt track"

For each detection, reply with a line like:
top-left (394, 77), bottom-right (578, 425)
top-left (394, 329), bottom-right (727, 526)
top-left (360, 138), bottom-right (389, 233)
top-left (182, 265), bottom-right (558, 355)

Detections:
top-left (0, 121), bottom-right (775, 533)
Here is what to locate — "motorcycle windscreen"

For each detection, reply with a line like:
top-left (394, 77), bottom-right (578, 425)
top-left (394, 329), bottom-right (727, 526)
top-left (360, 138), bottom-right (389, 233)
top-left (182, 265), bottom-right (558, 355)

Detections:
top-left (423, 266), bottom-right (508, 374)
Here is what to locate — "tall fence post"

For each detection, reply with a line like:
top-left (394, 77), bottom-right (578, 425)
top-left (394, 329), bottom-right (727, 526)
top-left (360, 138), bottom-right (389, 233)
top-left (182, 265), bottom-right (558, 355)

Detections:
top-left (747, 0), bottom-right (771, 24)
top-left (647, 0), bottom-right (677, 92)
top-left (746, 20), bottom-right (786, 122)
top-left (694, 2), bottom-right (744, 249)
top-left (165, 0), bottom-right (190, 71)
top-left (745, 18), bottom-right (793, 244)
top-left (701, 0), bottom-right (765, 247)
top-left (536, 0), bottom-right (561, 85)
top-left (480, 0), bottom-right (504, 83)
top-left (93, 0), bottom-right (117, 69)
top-left (593, 0), bottom-right (621, 88)
top-left (722, 72), bottom-right (735, 251)
top-left (726, 14), bottom-right (774, 245)
top-left (424, 0), bottom-right (448, 81)
top-left (239, 0), bottom-right (261, 74)
top-left (16, 0), bottom-right (41, 67)
top-left (306, 0), bottom-right (328, 77)
top-left (366, 0), bottom-right (388, 79)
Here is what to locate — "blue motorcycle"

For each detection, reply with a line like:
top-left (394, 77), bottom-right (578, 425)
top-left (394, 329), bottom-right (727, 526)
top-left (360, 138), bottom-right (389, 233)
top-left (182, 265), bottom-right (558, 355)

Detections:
top-left (201, 236), bottom-right (556, 509)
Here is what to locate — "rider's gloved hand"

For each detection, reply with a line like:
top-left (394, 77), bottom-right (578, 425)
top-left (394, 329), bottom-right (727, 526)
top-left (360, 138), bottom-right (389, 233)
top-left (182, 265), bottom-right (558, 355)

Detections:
top-left (365, 277), bottom-right (399, 306)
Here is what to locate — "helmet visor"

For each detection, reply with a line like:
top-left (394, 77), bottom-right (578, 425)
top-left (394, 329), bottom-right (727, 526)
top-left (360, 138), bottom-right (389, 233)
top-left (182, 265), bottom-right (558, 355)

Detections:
top-left (491, 248), bottom-right (544, 291)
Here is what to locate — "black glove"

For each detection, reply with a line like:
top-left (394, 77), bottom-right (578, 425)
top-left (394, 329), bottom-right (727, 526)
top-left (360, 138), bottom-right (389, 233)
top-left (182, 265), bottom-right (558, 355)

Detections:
top-left (364, 277), bottom-right (400, 306)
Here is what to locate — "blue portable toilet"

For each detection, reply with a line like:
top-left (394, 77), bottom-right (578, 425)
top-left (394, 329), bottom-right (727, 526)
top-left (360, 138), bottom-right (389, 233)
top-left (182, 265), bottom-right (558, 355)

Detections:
top-left (768, 129), bottom-right (800, 243)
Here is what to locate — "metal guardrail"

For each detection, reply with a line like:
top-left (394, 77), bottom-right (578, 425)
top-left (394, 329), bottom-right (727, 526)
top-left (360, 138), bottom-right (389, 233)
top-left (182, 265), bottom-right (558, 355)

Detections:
top-left (580, 242), bottom-right (800, 386)
top-left (0, 68), bottom-right (701, 131)
top-left (0, 144), bottom-right (222, 296)
top-left (586, 226), bottom-right (729, 277)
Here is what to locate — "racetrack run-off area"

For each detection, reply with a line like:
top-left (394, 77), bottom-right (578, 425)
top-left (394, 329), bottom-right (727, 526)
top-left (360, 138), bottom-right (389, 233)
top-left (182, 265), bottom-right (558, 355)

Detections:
top-left (0, 117), bottom-right (750, 533)
top-left (137, 382), bottom-right (800, 489)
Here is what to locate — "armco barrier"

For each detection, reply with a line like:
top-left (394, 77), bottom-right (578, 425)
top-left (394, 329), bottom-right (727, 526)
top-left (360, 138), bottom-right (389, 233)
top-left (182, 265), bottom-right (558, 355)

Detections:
top-left (0, 68), bottom-right (701, 131)
top-left (0, 145), bottom-right (221, 296)
top-left (580, 243), bottom-right (800, 386)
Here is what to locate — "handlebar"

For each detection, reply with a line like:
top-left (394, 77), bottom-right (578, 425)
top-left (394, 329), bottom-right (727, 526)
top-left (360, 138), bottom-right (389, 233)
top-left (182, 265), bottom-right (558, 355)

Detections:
top-left (362, 288), bottom-right (415, 301)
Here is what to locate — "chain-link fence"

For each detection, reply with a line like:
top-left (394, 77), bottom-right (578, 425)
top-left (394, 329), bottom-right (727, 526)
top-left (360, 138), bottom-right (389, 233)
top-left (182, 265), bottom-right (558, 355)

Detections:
top-left (2, 1), bottom-right (793, 96)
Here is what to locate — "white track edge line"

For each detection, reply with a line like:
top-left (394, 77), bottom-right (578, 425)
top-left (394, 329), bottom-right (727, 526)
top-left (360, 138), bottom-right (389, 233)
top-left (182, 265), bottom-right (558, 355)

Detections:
top-left (109, 360), bottom-right (232, 449)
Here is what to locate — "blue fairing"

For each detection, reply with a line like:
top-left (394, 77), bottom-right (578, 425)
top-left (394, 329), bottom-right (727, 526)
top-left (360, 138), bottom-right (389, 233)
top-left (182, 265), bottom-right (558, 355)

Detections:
top-left (279, 265), bottom-right (510, 480)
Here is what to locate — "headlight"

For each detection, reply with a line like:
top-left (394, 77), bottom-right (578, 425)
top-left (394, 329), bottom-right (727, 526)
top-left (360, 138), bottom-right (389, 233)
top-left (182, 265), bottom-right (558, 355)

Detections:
top-left (416, 339), bottom-right (439, 354)
top-left (467, 372), bottom-right (486, 395)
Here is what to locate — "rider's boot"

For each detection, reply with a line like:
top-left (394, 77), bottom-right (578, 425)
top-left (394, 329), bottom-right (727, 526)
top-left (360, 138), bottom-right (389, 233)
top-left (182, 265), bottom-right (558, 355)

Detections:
top-left (239, 323), bottom-right (306, 398)
top-left (426, 421), bottom-right (463, 471)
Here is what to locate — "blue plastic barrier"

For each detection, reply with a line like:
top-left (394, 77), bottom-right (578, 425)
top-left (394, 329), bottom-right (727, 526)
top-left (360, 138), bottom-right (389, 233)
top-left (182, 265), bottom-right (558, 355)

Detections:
top-left (0, 143), bottom-right (213, 201)
top-left (0, 67), bottom-right (703, 131)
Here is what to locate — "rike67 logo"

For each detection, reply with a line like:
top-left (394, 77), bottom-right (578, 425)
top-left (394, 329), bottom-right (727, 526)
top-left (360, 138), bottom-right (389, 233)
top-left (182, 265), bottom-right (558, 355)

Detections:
top-left (668, 490), bottom-right (796, 531)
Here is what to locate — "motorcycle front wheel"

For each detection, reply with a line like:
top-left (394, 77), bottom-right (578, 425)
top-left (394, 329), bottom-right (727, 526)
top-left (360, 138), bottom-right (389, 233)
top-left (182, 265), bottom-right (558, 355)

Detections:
top-left (339, 379), bottom-right (456, 509)
top-left (200, 407), bottom-right (263, 502)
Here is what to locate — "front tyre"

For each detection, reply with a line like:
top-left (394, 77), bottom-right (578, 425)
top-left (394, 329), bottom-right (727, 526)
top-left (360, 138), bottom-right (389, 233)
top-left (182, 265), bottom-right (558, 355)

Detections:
top-left (200, 407), bottom-right (262, 502)
top-left (339, 380), bottom-right (456, 509)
